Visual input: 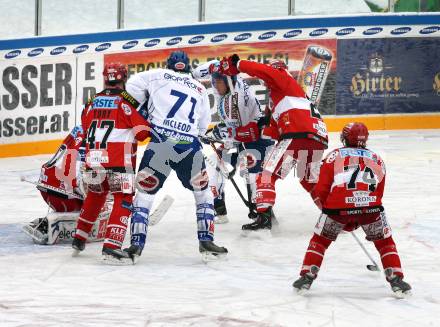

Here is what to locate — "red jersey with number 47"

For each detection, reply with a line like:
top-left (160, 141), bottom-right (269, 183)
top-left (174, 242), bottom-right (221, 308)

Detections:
top-left (237, 60), bottom-right (328, 146)
top-left (312, 147), bottom-right (386, 214)
top-left (81, 88), bottom-right (149, 171)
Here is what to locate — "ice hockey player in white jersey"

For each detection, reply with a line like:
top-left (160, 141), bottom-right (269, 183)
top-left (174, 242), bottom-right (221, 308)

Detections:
top-left (193, 60), bottom-right (273, 224)
top-left (124, 51), bottom-right (228, 262)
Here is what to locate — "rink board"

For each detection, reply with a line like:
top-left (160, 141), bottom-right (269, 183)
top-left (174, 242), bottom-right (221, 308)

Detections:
top-left (0, 13), bottom-right (439, 157)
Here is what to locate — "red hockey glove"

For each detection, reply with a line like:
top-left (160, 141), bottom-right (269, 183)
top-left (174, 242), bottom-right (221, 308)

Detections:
top-left (219, 54), bottom-right (240, 76)
top-left (234, 121), bottom-right (260, 143)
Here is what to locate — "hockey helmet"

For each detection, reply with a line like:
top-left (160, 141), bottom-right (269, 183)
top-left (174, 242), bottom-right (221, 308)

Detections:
top-left (103, 63), bottom-right (127, 84)
top-left (210, 61), bottom-right (237, 90)
top-left (340, 122), bottom-right (369, 148)
top-left (167, 51), bottom-right (191, 73)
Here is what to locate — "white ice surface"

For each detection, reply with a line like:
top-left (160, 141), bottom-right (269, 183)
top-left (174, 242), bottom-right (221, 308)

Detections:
top-left (1, 130), bottom-right (440, 327)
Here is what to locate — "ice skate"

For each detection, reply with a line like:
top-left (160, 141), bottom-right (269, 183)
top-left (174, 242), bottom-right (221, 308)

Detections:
top-left (242, 207), bottom-right (273, 231)
top-left (22, 218), bottom-right (48, 245)
top-left (102, 247), bottom-right (135, 265)
top-left (385, 268), bottom-right (412, 298)
top-left (293, 266), bottom-right (319, 294)
top-left (71, 237), bottom-right (86, 257)
top-left (199, 241), bottom-right (228, 262)
top-left (123, 244), bottom-right (143, 264)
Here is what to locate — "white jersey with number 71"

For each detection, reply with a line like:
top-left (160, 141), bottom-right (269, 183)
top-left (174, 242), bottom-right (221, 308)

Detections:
top-left (126, 68), bottom-right (211, 139)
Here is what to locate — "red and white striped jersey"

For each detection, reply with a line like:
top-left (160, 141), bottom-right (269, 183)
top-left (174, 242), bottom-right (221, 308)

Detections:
top-left (81, 88), bottom-right (149, 172)
top-left (313, 147), bottom-right (386, 214)
top-left (237, 60), bottom-right (328, 146)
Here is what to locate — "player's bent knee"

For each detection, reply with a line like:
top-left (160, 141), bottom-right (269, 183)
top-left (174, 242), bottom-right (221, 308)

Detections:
top-left (136, 169), bottom-right (162, 195)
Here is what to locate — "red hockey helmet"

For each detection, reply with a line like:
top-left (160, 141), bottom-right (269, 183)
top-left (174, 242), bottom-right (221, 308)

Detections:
top-left (103, 63), bottom-right (127, 84)
top-left (268, 59), bottom-right (287, 70)
top-left (340, 122), bottom-right (369, 148)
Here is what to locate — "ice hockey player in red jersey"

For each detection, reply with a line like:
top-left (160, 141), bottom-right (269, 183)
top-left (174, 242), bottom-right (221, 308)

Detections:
top-left (23, 126), bottom-right (86, 244)
top-left (293, 122), bottom-right (411, 296)
top-left (72, 62), bottom-right (150, 264)
top-left (219, 54), bottom-right (328, 231)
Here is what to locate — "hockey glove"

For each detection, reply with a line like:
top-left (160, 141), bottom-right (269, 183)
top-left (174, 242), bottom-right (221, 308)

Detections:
top-left (219, 54), bottom-right (240, 76)
top-left (234, 121), bottom-right (260, 143)
top-left (212, 122), bottom-right (232, 141)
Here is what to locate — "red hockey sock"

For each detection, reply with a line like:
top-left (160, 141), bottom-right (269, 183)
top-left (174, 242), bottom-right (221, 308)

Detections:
top-left (255, 172), bottom-right (277, 213)
top-left (103, 193), bottom-right (133, 249)
top-left (300, 233), bottom-right (332, 276)
top-left (374, 236), bottom-right (404, 278)
top-left (75, 191), bottom-right (107, 241)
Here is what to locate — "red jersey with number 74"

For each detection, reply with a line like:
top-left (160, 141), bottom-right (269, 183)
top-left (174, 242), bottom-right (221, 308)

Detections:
top-left (312, 147), bottom-right (386, 213)
top-left (81, 88), bottom-right (149, 172)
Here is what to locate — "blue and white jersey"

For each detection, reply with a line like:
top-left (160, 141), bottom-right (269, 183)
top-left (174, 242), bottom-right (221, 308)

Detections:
top-left (126, 68), bottom-right (211, 145)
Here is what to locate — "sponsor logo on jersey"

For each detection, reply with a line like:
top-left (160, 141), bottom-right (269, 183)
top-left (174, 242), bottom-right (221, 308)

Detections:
top-left (283, 29), bottom-right (302, 38)
top-left (336, 27), bottom-right (355, 36)
top-left (92, 96), bottom-right (118, 109)
top-left (313, 121), bottom-right (327, 138)
top-left (419, 26), bottom-right (440, 34)
top-left (28, 48), bottom-right (44, 57)
top-left (234, 33), bottom-right (252, 41)
top-left (120, 216), bottom-right (129, 225)
top-left (188, 35), bottom-right (204, 44)
top-left (309, 28), bottom-right (328, 37)
top-left (122, 40), bottom-right (138, 49)
top-left (211, 34), bottom-right (228, 42)
top-left (345, 191), bottom-right (377, 207)
top-left (122, 103), bottom-right (132, 115)
top-left (87, 150), bottom-right (109, 164)
top-left (95, 43), bottom-right (111, 52)
top-left (50, 46), bottom-right (67, 55)
top-left (167, 37), bottom-right (182, 46)
top-left (4, 49), bottom-right (21, 59)
top-left (121, 90), bottom-right (140, 107)
top-left (340, 148), bottom-right (374, 159)
top-left (164, 72), bottom-right (203, 93)
top-left (153, 126), bottom-right (195, 144)
top-left (258, 31), bottom-right (276, 40)
top-left (144, 38), bottom-right (160, 47)
top-left (363, 27), bottom-right (383, 35)
top-left (390, 27), bottom-right (411, 35)
top-left (73, 44), bottom-right (89, 53)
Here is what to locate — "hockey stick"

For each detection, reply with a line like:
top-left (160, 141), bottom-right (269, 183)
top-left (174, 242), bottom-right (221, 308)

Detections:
top-left (207, 142), bottom-right (253, 211)
top-left (20, 176), bottom-right (84, 200)
top-left (226, 76), bottom-right (257, 219)
top-left (350, 231), bottom-right (380, 272)
top-left (148, 195), bottom-right (174, 226)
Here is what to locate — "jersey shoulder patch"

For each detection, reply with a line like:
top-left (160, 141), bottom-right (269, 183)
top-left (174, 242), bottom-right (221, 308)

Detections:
top-left (120, 90), bottom-right (140, 108)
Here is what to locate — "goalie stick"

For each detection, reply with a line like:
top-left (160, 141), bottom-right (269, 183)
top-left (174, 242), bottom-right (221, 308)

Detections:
top-left (20, 175), bottom-right (173, 227)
